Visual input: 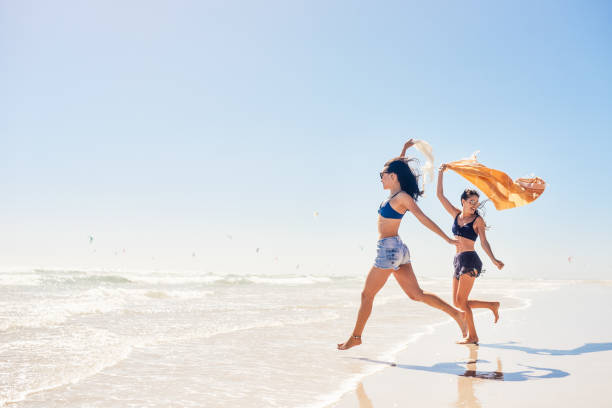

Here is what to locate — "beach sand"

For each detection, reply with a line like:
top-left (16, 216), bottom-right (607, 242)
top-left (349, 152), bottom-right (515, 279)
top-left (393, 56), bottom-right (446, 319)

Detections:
top-left (332, 281), bottom-right (612, 408)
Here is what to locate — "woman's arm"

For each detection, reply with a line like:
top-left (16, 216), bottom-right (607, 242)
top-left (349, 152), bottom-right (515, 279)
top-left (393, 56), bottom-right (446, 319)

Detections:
top-left (399, 139), bottom-right (415, 158)
top-left (474, 218), bottom-right (504, 270)
top-left (437, 165), bottom-right (461, 217)
top-left (403, 194), bottom-right (458, 245)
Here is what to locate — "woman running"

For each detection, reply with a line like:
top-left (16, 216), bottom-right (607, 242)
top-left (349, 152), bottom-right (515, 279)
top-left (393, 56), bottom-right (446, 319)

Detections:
top-left (337, 140), bottom-right (467, 350)
top-left (437, 163), bottom-right (504, 345)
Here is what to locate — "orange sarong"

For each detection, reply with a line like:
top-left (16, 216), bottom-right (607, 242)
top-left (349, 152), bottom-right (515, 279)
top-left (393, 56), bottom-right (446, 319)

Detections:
top-left (446, 155), bottom-right (546, 211)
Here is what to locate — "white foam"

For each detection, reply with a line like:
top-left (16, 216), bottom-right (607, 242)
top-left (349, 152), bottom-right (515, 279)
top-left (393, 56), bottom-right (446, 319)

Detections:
top-left (0, 273), bottom-right (41, 286)
top-left (0, 267), bottom-right (571, 408)
top-left (0, 287), bottom-right (214, 332)
top-left (0, 327), bottom-right (134, 406)
top-left (245, 275), bottom-right (333, 285)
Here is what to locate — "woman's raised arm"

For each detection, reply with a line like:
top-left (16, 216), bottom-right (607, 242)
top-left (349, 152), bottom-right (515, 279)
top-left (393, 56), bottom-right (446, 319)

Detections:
top-left (399, 139), bottom-right (415, 158)
top-left (437, 164), bottom-right (461, 217)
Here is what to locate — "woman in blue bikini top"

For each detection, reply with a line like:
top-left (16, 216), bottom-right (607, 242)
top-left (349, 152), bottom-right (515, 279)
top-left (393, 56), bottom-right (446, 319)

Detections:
top-left (338, 140), bottom-right (468, 350)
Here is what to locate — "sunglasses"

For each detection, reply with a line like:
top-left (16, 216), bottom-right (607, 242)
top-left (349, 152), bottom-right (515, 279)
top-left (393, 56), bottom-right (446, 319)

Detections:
top-left (379, 171), bottom-right (388, 179)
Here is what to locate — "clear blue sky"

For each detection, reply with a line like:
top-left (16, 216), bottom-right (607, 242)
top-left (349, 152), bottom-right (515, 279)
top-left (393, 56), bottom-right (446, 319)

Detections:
top-left (2, 1), bottom-right (611, 279)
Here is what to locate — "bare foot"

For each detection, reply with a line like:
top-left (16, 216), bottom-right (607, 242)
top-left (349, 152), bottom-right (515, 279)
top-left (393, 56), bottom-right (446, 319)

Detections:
top-left (337, 335), bottom-right (362, 350)
top-left (457, 337), bottom-right (479, 345)
top-left (455, 311), bottom-right (468, 338)
top-left (491, 302), bottom-right (500, 323)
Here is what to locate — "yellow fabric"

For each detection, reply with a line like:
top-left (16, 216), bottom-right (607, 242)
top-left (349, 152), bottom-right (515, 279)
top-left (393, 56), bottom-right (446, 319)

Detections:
top-left (446, 156), bottom-right (546, 210)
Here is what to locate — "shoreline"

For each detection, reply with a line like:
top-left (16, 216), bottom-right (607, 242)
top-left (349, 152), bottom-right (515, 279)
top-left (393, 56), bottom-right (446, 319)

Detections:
top-left (316, 285), bottom-right (536, 408)
top-left (2, 275), bottom-right (608, 408)
top-left (330, 280), bottom-right (612, 408)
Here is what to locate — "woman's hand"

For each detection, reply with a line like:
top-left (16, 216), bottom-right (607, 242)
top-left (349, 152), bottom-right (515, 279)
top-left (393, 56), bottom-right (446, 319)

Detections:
top-left (400, 139), bottom-right (416, 158)
top-left (447, 236), bottom-right (459, 246)
top-left (439, 163), bottom-right (448, 173)
top-left (493, 259), bottom-right (504, 270)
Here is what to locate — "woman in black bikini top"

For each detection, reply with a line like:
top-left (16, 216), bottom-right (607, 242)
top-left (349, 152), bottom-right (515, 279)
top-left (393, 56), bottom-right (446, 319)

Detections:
top-left (437, 163), bottom-right (505, 345)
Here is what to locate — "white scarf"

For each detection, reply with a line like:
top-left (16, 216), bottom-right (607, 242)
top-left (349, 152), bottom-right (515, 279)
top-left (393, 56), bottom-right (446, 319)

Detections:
top-left (412, 140), bottom-right (435, 185)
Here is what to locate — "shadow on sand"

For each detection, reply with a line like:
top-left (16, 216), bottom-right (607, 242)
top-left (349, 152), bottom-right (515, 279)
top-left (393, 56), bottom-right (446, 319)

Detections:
top-left (351, 346), bottom-right (572, 408)
top-left (479, 341), bottom-right (612, 356)
top-left (353, 345), bottom-right (569, 382)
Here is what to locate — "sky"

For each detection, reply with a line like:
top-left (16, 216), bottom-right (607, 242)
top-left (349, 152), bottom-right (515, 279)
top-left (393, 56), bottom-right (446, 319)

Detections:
top-left (1, 1), bottom-right (611, 279)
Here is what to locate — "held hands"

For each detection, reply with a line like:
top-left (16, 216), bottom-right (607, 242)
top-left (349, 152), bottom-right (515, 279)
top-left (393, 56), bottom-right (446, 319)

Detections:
top-left (493, 259), bottom-right (505, 270)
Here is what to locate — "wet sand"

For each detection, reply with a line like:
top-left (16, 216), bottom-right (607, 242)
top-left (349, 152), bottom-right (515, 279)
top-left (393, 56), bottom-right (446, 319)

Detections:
top-left (332, 281), bottom-right (612, 408)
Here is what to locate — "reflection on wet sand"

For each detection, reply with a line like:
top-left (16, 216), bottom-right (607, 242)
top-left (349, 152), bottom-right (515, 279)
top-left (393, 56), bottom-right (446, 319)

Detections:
top-left (456, 372), bottom-right (480, 408)
top-left (460, 345), bottom-right (504, 380)
top-left (456, 345), bottom-right (503, 408)
top-left (353, 346), bottom-right (569, 407)
top-left (356, 382), bottom-right (373, 408)
top-left (353, 352), bottom-right (566, 382)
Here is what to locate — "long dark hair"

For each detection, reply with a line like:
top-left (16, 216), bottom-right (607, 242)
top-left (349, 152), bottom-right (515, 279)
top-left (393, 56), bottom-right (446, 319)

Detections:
top-left (384, 157), bottom-right (423, 201)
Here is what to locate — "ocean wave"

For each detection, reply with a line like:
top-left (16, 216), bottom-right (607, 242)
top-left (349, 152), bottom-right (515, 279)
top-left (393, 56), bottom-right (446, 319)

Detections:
top-left (109, 273), bottom-right (358, 287)
top-left (0, 297), bottom-right (124, 331)
top-left (0, 288), bottom-right (214, 332)
top-left (151, 310), bottom-right (342, 345)
top-left (3, 268), bottom-right (365, 287)
top-left (42, 274), bottom-right (134, 285)
top-left (87, 287), bottom-right (213, 301)
top-left (0, 327), bottom-right (134, 406)
top-left (0, 273), bottom-right (41, 287)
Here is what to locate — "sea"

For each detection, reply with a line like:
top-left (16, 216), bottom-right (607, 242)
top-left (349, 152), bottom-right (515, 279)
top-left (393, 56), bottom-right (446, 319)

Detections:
top-left (0, 268), bottom-right (562, 407)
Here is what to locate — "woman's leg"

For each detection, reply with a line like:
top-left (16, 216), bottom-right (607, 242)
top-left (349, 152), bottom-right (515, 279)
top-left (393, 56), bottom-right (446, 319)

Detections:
top-left (337, 266), bottom-right (392, 350)
top-left (455, 274), bottom-right (478, 344)
top-left (452, 277), bottom-right (499, 325)
top-left (468, 299), bottom-right (500, 323)
top-left (393, 263), bottom-right (467, 338)
top-left (452, 276), bottom-right (460, 307)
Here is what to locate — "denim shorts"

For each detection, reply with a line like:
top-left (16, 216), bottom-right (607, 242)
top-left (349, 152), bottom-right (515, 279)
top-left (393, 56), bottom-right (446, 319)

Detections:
top-left (373, 236), bottom-right (411, 270)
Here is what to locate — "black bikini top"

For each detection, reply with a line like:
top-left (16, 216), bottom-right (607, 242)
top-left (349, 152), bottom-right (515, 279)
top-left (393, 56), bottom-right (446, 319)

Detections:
top-left (452, 213), bottom-right (479, 241)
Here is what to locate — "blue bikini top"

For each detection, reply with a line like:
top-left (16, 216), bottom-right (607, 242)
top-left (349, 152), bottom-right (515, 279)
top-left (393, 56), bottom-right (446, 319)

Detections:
top-left (378, 191), bottom-right (406, 219)
top-left (452, 213), bottom-right (479, 241)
